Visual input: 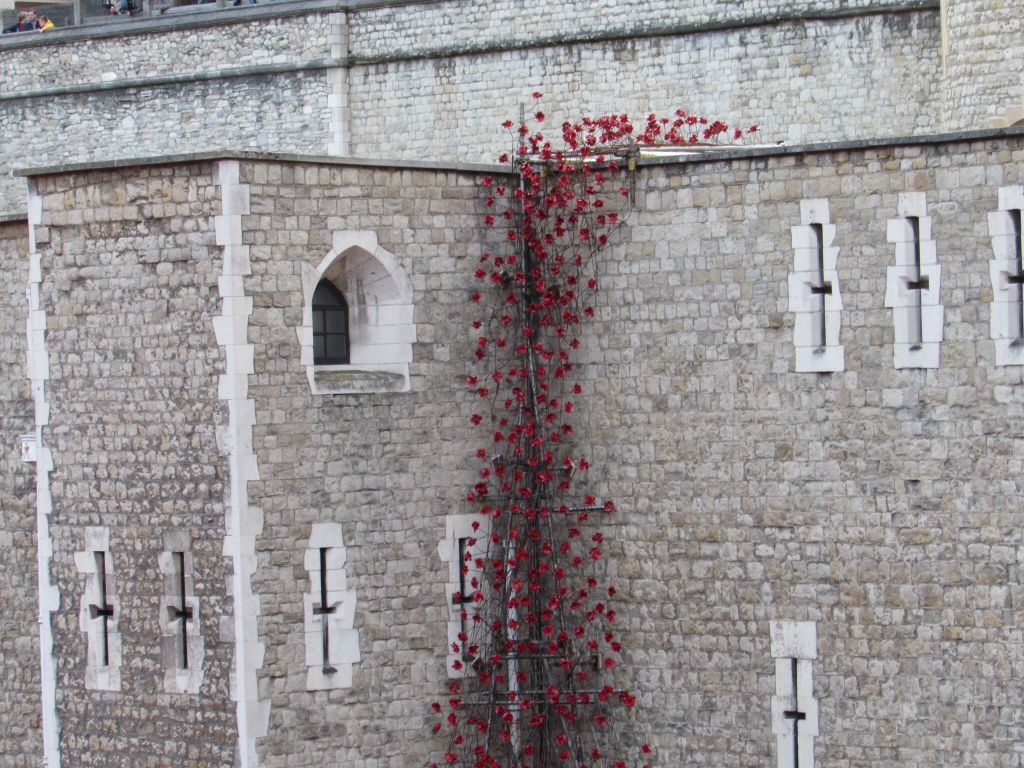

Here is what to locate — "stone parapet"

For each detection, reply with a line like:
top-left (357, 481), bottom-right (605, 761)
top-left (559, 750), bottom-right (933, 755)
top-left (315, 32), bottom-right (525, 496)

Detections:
top-left (0, 0), bottom-right (946, 217)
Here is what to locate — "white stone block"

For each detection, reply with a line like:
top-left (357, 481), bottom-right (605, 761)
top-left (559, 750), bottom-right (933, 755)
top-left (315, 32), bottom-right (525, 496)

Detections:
top-left (994, 338), bottom-right (1024, 366)
top-left (886, 216), bottom-right (932, 243)
top-left (218, 275), bottom-right (246, 298)
top-left (990, 234), bottom-right (1020, 262)
top-left (790, 227), bottom-right (817, 251)
top-left (897, 191), bottom-right (927, 218)
top-left (769, 620), bottom-right (817, 659)
top-left (224, 345), bottom-right (255, 377)
top-left (884, 265), bottom-right (941, 307)
top-left (988, 210), bottom-right (1017, 238)
top-left (349, 342), bottom-right (413, 365)
top-left (794, 348), bottom-right (843, 374)
top-left (220, 295), bottom-right (254, 319)
top-left (891, 239), bottom-right (938, 266)
top-left (211, 159), bottom-right (237, 187)
top-left (222, 244), bottom-right (252, 277)
top-left (214, 214), bottom-right (242, 247)
top-left (892, 341), bottom-right (939, 368)
top-left (222, 184), bottom-right (251, 217)
top-left (213, 314), bottom-right (249, 346)
top-left (348, 319), bottom-right (417, 347)
top-left (999, 185), bottom-right (1024, 211)
top-left (331, 230), bottom-right (377, 259)
top-left (799, 198), bottom-right (829, 225)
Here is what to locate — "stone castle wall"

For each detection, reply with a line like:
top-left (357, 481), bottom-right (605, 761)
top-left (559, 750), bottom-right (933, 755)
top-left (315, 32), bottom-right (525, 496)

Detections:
top-left (943, 0), bottom-right (1024, 127)
top-left (347, 0), bottom-right (922, 57)
top-left (584, 135), bottom-right (1024, 767)
top-left (0, 219), bottom-right (43, 767)
top-left (0, 12), bottom-right (332, 93)
top-left (28, 165), bottom-right (239, 766)
top-left (0, 7), bottom-right (337, 216)
top-left (0, 0), bottom-right (947, 215)
top-left (19, 129), bottom-right (1024, 765)
top-left (347, 9), bottom-right (941, 165)
top-left (237, 160), bottom-right (482, 766)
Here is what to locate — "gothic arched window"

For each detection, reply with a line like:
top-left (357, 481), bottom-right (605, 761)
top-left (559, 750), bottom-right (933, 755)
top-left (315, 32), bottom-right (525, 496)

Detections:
top-left (312, 280), bottom-right (349, 365)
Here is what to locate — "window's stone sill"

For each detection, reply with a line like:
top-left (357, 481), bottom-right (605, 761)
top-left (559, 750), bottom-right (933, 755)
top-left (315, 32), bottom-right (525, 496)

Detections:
top-left (312, 364), bottom-right (409, 395)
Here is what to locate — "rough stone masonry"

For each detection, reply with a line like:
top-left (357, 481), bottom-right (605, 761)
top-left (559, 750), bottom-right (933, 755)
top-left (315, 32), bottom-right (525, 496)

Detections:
top-left (0, 0), bottom-right (1022, 765)
top-left (3, 126), bottom-right (1022, 765)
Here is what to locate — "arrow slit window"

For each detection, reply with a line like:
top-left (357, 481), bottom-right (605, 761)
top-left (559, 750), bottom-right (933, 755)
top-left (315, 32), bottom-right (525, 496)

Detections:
top-left (770, 621), bottom-right (818, 768)
top-left (885, 192), bottom-right (943, 368)
top-left (74, 527), bottom-right (122, 691)
top-left (988, 186), bottom-right (1024, 365)
top-left (159, 531), bottom-right (204, 694)
top-left (438, 514), bottom-right (490, 678)
top-left (788, 199), bottom-right (844, 372)
top-left (303, 523), bottom-right (360, 690)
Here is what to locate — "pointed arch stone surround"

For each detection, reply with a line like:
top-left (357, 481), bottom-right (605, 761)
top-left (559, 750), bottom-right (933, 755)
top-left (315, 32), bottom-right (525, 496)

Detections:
top-left (298, 230), bottom-right (416, 395)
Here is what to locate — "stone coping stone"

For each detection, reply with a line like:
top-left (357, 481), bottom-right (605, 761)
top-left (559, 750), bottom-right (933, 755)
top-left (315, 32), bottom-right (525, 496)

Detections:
top-left (14, 126), bottom-right (1024, 182)
top-left (0, 213), bottom-right (27, 225)
top-left (634, 125), bottom-right (1024, 167)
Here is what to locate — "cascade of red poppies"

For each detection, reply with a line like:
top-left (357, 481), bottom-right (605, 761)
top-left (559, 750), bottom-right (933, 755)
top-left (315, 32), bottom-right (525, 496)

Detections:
top-left (429, 97), bottom-right (756, 768)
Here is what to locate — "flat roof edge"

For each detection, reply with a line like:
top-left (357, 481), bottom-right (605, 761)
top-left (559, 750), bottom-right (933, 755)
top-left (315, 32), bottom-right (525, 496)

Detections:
top-left (13, 125), bottom-right (1024, 181)
top-left (14, 151), bottom-right (508, 177)
top-left (636, 125), bottom-right (1024, 167)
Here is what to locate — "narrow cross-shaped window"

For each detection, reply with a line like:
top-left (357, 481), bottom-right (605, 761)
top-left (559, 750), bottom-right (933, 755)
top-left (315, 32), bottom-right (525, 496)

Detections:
top-left (807, 223), bottom-right (833, 354)
top-left (75, 528), bottom-right (121, 690)
top-left (312, 547), bottom-right (337, 674)
top-left (987, 187), bottom-right (1024, 365)
top-left (886, 193), bottom-right (942, 368)
top-left (452, 537), bottom-right (473, 661)
top-left (770, 621), bottom-right (818, 768)
top-left (789, 199), bottom-right (844, 372)
top-left (167, 552), bottom-right (194, 669)
top-left (783, 659), bottom-right (807, 768)
top-left (904, 217), bottom-right (931, 350)
top-left (439, 515), bottom-right (489, 679)
top-left (89, 552), bottom-right (115, 667)
top-left (1007, 209), bottom-right (1024, 344)
top-left (303, 523), bottom-right (359, 690)
top-left (158, 535), bottom-right (204, 693)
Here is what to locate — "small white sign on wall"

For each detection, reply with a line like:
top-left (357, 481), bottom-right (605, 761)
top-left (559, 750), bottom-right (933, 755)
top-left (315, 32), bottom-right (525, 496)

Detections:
top-left (20, 434), bottom-right (37, 463)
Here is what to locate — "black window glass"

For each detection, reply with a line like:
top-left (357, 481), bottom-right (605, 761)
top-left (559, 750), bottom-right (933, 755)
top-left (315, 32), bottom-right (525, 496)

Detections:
top-left (312, 281), bottom-right (349, 364)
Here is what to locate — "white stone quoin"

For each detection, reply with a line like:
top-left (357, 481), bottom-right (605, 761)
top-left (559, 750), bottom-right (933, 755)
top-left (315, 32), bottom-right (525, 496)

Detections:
top-left (770, 621), bottom-right (819, 768)
top-left (885, 192), bottom-right (943, 368)
top-left (988, 185), bottom-right (1024, 366)
top-left (25, 178), bottom-right (61, 767)
top-left (73, 527), bottom-right (122, 692)
top-left (213, 159), bottom-right (270, 767)
top-left (437, 514), bottom-right (490, 678)
top-left (303, 523), bottom-right (360, 690)
top-left (789, 199), bottom-right (844, 372)
top-left (326, 12), bottom-right (350, 156)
